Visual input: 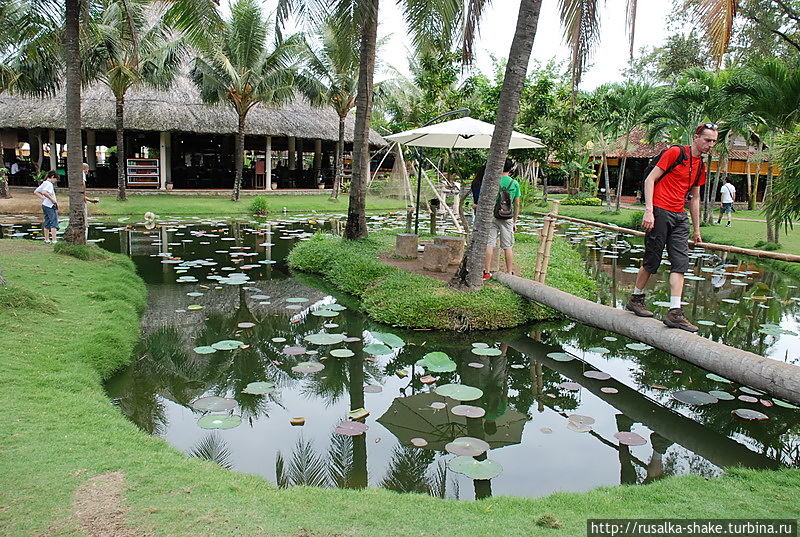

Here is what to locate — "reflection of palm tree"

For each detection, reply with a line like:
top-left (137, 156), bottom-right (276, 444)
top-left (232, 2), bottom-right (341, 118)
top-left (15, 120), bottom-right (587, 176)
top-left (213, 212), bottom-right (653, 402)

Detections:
top-left (275, 436), bottom-right (330, 488)
top-left (189, 434), bottom-right (234, 469)
top-left (379, 446), bottom-right (446, 497)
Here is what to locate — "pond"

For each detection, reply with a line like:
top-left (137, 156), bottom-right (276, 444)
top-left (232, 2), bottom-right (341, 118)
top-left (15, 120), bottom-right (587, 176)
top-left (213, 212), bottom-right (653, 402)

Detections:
top-left (1, 212), bottom-right (799, 501)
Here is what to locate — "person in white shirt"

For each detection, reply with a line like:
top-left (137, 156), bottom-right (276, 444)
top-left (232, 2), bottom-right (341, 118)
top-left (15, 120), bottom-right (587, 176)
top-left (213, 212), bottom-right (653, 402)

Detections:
top-left (10, 161), bottom-right (19, 175)
top-left (717, 176), bottom-right (736, 227)
top-left (33, 171), bottom-right (59, 243)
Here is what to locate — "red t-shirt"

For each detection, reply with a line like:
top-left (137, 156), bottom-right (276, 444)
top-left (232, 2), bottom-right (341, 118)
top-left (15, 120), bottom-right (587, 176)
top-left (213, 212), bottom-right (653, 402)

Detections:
top-left (652, 146), bottom-right (706, 213)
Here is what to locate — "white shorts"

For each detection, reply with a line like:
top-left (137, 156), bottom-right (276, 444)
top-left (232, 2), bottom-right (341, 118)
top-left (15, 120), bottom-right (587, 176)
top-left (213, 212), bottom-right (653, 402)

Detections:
top-left (488, 218), bottom-right (514, 249)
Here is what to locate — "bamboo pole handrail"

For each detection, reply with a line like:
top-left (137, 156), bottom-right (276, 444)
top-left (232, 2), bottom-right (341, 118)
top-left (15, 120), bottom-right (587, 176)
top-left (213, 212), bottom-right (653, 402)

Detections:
top-left (530, 211), bottom-right (800, 263)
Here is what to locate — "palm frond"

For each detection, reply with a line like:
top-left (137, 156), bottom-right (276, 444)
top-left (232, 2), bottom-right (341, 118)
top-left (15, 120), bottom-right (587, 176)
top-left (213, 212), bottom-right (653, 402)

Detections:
top-left (558, 0), bottom-right (602, 90)
top-left (379, 445), bottom-right (435, 494)
top-left (326, 430), bottom-right (354, 488)
top-left (402, 0), bottom-right (462, 57)
top-left (625, 0), bottom-right (637, 60)
top-left (462, 0), bottom-right (492, 65)
top-left (684, 0), bottom-right (737, 67)
top-left (282, 436), bottom-right (331, 488)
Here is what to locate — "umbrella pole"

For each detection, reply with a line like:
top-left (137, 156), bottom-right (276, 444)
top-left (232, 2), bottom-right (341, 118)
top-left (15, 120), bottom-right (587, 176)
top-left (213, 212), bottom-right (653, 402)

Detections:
top-left (414, 150), bottom-right (424, 235)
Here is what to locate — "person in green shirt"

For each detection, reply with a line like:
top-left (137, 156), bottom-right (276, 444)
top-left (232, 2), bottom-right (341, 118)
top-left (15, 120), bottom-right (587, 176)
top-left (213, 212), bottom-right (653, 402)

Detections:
top-left (484, 158), bottom-right (521, 279)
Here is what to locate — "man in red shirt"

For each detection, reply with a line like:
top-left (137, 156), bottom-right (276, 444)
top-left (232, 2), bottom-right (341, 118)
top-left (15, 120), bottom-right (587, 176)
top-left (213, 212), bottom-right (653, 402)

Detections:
top-left (625, 123), bottom-right (718, 332)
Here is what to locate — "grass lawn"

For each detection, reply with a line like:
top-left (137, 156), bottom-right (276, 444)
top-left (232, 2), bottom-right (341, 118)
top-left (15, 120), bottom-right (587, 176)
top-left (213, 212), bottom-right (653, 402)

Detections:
top-left (2, 192), bottom-right (408, 216)
top-left (2, 240), bottom-right (799, 536)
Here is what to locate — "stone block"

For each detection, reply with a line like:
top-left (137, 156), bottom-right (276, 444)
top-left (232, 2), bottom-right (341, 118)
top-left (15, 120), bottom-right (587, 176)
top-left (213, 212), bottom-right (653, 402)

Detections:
top-left (433, 235), bottom-right (465, 265)
top-left (422, 244), bottom-right (450, 272)
top-left (395, 233), bottom-right (418, 259)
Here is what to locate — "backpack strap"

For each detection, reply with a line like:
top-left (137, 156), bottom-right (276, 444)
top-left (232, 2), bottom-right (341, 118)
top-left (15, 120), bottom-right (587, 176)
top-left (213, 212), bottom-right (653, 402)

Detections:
top-left (653, 145), bottom-right (686, 185)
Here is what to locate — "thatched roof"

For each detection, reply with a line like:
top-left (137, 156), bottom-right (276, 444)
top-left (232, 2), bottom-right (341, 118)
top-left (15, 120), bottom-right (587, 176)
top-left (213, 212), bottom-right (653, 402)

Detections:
top-left (599, 127), bottom-right (757, 161)
top-left (0, 73), bottom-right (386, 145)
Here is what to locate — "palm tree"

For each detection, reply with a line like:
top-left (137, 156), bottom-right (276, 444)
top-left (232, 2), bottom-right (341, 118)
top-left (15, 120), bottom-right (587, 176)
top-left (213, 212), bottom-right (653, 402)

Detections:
top-left (191, 0), bottom-right (314, 202)
top-left (302, 15), bottom-right (360, 201)
top-left (82, 0), bottom-right (185, 202)
top-left (63, 0), bottom-right (85, 244)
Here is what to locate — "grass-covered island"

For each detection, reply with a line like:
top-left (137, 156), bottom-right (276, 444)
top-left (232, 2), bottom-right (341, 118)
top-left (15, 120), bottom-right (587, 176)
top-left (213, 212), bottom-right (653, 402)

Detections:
top-left (287, 231), bottom-right (598, 330)
top-left (2, 239), bottom-right (799, 536)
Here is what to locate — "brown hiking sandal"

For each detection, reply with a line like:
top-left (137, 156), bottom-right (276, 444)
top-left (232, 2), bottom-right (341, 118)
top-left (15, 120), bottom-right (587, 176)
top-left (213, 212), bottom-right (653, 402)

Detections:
top-left (663, 308), bottom-right (699, 333)
top-left (625, 294), bottom-right (654, 318)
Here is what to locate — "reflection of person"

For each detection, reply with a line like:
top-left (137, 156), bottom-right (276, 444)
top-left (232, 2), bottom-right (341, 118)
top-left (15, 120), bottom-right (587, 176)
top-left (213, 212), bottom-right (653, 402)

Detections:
top-left (34, 171), bottom-right (59, 244)
top-left (626, 123), bottom-right (718, 333)
top-left (716, 176), bottom-right (735, 227)
top-left (484, 159), bottom-right (521, 280)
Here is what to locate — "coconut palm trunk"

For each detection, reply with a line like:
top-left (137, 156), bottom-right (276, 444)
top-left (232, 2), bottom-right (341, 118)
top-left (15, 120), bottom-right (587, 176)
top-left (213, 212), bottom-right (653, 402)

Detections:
top-left (233, 113), bottom-right (247, 201)
top-left (765, 164), bottom-right (775, 243)
top-left (64, 0), bottom-right (87, 244)
top-left (614, 154), bottom-right (628, 211)
top-left (603, 152), bottom-right (612, 211)
top-left (451, 0), bottom-right (543, 289)
top-left (115, 96), bottom-right (127, 201)
top-left (750, 156), bottom-right (763, 210)
top-left (344, 0), bottom-right (379, 240)
top-left (331, 114), bottom-right (345, 200)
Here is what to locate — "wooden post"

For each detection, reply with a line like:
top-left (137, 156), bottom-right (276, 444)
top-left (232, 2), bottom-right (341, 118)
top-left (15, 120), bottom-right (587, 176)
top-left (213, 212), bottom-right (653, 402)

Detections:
top-left (533, 218), bottom-right (552, 282)
top-left (395, 233), bottom-right (418, 258)
top-left (265, 136), bottom-right (272, 190)
top-left (86, 129), bottom-right (97, 171)
top-left (405, 206), bottom-right (414, 233)
top-left (538, 200), bottom-right (561, 283)
top-left (429, 204), bottom-right (438, 236)
top-left (288, 136), bottom-right (296, 171)
top-left (48, 129), bottom-right (57, 170)
top-left (159, 131), bottom-right (170, 190)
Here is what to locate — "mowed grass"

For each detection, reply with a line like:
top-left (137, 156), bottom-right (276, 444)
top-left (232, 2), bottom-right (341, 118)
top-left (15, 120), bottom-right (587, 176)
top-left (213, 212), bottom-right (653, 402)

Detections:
top-left (1, 240), bottom-right (799, 536)
top-left (88, 193), bottom-right (408, 216)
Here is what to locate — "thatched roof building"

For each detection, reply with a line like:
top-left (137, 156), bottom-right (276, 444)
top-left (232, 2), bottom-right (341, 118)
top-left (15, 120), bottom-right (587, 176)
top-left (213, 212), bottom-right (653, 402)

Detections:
top-left (0, 73), bottom-right (384, 145)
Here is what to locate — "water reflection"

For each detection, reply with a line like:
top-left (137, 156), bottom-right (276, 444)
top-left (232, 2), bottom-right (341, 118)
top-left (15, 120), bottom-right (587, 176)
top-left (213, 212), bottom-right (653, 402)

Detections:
top-left (2, 214), bottom-right (798, 500)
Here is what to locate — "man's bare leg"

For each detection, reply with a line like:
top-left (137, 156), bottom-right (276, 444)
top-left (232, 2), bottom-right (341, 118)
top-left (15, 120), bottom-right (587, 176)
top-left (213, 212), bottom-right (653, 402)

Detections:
top-left (669, 272), bottom-right (684, 303)
top-left (635, 267), bottom-right (652, 291)
top-left (504, 248), bottom-right (514, 274)
top-left (484, 246), bottom-right (494, 274)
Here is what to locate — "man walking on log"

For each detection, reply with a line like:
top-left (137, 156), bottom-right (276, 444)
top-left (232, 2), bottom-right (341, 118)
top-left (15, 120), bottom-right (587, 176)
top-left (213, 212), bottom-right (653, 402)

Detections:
top-left (625, 123), bottom-right (718, 332)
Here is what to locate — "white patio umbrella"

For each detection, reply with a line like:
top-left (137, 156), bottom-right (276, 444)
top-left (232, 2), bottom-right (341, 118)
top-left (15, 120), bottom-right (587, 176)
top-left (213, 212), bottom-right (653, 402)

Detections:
top-left (385, 116), bottom-right (544, 149)
top-left (385, 115), bottom-right (545, 234)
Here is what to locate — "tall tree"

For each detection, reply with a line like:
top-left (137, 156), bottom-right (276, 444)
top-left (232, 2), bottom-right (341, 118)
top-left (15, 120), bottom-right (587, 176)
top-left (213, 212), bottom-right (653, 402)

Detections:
top-left (451, 0), bottom-right (544, 290)
top-left (191, 0), bottom-right (313, 202)
top-left (302, 15), bottom-right (360, 201)
top-left (63, 0), bottom-right (85, 244)
top-left (82, 0), bottom-right (185, 201)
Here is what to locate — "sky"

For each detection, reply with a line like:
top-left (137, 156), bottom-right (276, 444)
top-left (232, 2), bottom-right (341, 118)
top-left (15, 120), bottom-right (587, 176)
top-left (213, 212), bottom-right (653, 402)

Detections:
top-left (245, 0), bottom-right (684, 89)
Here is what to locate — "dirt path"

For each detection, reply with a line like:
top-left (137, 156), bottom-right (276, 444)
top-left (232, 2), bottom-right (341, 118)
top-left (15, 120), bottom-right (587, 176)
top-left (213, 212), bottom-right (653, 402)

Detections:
top-left (70, 471), bottom-right (148, 537)
top-left (378, 251), bottom-right (519, 283)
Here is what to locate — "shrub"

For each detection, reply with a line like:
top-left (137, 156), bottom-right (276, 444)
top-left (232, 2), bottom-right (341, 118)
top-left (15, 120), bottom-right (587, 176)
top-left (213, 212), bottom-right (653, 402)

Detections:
top-left (624, 210), bottom-right (645, 230)
top-left (560, 197), bottom-right (602, 206)
top-left (754, 240), bottom-right (782, 251)
top-left (249, 196), bottom-right (269, 215)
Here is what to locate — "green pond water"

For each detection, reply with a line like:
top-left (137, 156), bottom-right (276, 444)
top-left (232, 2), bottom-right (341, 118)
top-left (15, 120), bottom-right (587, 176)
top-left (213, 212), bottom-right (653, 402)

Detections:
top-left (1, 212), bottom-right (799, 500)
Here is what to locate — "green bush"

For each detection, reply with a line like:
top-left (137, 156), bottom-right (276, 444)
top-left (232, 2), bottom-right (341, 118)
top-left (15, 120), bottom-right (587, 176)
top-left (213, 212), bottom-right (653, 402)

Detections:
top-left (754, 240), bottom-right (782, 251)
top-left (561, 196), bottom-right (602, 206)
top-left (624, 210), bottom-right (645, 230)
top-left (249, 196), bottom-right (270, 215)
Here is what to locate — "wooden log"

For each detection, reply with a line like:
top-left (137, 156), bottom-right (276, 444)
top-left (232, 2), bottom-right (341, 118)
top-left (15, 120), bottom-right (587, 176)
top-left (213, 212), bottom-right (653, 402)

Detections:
top-left (533, 217), bottom-right (552, 282)
top-left (494, 272), bottom-right (800, 405)
top-left (405, 206), bottom-right (414, 233)
top-left (538, 201), bottom-right (561, 283)
top-left (508, 336), bottom-right (779, 470)
top-left (421, 244), bottom-right (450, 272)
top-left (533, 212), bottom-right (800, 263)
top-left (395, 233), bottom-right (418, 259)
top-left (433, 235), bottom-right (465, 265)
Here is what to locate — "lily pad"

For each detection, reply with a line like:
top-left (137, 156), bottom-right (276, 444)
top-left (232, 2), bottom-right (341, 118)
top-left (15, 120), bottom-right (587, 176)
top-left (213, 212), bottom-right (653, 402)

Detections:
top-left (547, 352), bottom-right (575, 362)
top-left (583, 370), bottom-right (611, 381)
top-left (471, 346), bottom-right (502, 356)
top-left (696, 320), bottom-right (716, 326)
top-left (706, 373), bottom-right (732, 383)
top-left (559, 382), bottom-right (581, 391)
top-left (191, 396), bottom-right (237, 412)
top-left (614, 431), bottom-right (647, 446)
top-left (588, 347), bottom-right (610, 354)
top-left (271, 337), bottom-right (287, 343)
top-left (773, 399), bottom-right (800, 410)
top-left (364, 343), bottom-right (394, 356)
top-left (567, 414), bottom-right (595, 425)
top-left (451, 405), bottom-right (486, 419)
top-left (285, 297), bottom-right (309, 303)
top-left (311, 309), bottom-right (339, 317)
top-left (708, 390), bottom-right (735, 401)
top-left (304, 333), bottom-right (347, 345)
top-left (335, 420), bottom-right (368, 436)
top-left (363, 385), bottom-right (383, 394)
top-left (283, 346), bottom-right (307, 356)
top-left (603, 336), bottom-right (618, 342)
top-left (471, 342), bottom-right (490, 348)
top-left (237, 322), bottom-right (256, 329)
top-left (211, 340), bottom-right (244, 351)
top-left (430, 401), bottom-right (447, 410)
top-left (197, 414), bottom-right (242, 430)
top-left (193, 346), bottom-right (217, 355)
top-left (187, 304), bottom-right (204, 311)
top-left (732, 408), bottom-right (769, 420)
top-left (434, 384), bottom-right (483, 401)
top-left (566, 420), bottom-right (592, 433)
top-left (600, 387), bottom-right (619, 394)
top-left (291, 361), bottom-right (325, 374)
top-left (371, 332), bottom-right (405, 348)
top-left (445, 437), bottom-right (490, 456)
top-left (738, 395), bottom-right (759, 403)
top-left (330, 348), bottom-right (355, 358)
top-left (242, 381), bottom-right (277, 395)
top-left (325, 303), bottom-right (347, 311)
top-left (625, 342), bottom-right (652, 351)
top-left (416, 352), bottom-right (457, 372)
top-left (410, 438), bottom-right (428, 447)
top-left (739, 386), bottom-right (765, 396)
top-left (447, 456), bottom-right (503, 480)
top-left (672, 390), bottom-right (718, 405)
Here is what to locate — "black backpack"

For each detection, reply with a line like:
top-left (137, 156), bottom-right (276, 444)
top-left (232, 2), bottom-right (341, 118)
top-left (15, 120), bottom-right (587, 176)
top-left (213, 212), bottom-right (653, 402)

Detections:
top-left (640, 145), bottom-right (703, 201)
top-left (494, 184), bottom-right (513, 219)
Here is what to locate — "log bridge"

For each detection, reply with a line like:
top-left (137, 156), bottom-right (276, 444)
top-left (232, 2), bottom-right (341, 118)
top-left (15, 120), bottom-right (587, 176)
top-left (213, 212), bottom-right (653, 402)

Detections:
top-left (494, 272), bottom-right (800, 405)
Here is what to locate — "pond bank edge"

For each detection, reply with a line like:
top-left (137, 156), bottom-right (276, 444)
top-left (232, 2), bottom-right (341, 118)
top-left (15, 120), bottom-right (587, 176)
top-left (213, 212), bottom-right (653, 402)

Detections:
top-left (2, 240), bottom-right (798, 537)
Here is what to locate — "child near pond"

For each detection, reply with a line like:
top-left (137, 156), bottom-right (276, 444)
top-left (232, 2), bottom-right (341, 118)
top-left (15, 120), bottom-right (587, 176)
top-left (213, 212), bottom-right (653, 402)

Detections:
top-left (33, 171), bottom-right (59, 244)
